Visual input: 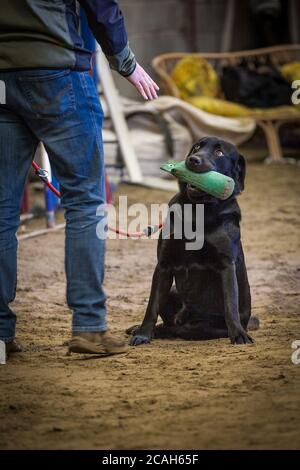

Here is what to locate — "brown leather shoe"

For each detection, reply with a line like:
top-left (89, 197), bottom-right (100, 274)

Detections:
top-left (68, 331), bottom-right (128, 356)
top-left (6, 339), bottom-right (22, 355)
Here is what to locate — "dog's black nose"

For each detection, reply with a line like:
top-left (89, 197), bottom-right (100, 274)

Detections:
top-left (186, 154), bottom-right (213, 173)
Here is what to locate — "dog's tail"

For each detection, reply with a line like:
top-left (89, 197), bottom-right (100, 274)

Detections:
top-left (247, 315), bottom-right (260, 331)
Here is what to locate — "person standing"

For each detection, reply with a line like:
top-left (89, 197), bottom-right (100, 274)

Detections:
top-left (0, 0), bottom-right (159, 358)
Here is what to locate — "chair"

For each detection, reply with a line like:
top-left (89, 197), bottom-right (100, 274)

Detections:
top-left (152, 45), bottom-right (300, 162)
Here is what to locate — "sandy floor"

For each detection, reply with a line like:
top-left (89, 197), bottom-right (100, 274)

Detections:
top-left (0, 163), bottom-right (300, 450)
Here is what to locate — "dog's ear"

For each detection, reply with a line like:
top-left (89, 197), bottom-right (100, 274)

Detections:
top-left (187, 139), bottom-right (202, 157)
top-left (235, 154), bottom-right (246, 194)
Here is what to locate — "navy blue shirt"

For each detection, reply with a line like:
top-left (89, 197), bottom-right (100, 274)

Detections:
top-left (0, 0), bottom-right (136, 76)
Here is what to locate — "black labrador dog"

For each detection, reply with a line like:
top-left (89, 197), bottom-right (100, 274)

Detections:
top-left (128, 136), bottom-right (258, 346)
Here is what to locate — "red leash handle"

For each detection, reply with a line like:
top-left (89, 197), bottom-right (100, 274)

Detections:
top-left (31, 161), bottom-right (162, 238)
top-left (112, 224), bottom-right (161, 238)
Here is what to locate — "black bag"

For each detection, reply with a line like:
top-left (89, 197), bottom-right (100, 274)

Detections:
top-left (221, 62), bottom-right (292, 108)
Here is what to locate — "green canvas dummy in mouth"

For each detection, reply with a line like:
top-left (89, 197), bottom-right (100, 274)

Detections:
top-left (160, 160), bottom-right (235, 200)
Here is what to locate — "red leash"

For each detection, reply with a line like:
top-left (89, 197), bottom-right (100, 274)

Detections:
top-left (31, 161), bottom-right (61, 199)
top-left (31, 161), bottom-right (162, 238)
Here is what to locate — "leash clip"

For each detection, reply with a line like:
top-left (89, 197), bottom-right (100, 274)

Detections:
top-left (35, 168), bottom-right (49, 184)
top-left (143, 225), bottom-right (160, 237)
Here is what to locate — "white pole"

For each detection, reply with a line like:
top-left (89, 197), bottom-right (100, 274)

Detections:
top-left (40, 142), bottom-right (52, 181)
top-left (38, 143), bottom-right (56, 228)
top-left (0, 340), bottom-right (6, 365)
top-left (96, 46), bottom-right (143, 183)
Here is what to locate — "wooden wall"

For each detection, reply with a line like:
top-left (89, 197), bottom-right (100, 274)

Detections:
top-left (114, 0), bottom-right (226, 97)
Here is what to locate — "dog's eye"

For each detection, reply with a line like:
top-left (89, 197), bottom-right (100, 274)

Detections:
top-left (193, 144), bottom-right (201, 151)
top-left (215, 149), bottom-right (224, 157)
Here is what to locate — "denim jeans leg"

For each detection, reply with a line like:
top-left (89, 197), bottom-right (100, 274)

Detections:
top-left (0, 104), bottom-right (38, 342)
top-left (17, 70), bottom-right (108, 333)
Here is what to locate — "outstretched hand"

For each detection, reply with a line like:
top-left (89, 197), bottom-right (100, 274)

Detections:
top-left (126, 63), bottom-right (159, 100)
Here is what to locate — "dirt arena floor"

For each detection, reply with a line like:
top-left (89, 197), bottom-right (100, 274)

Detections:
top-left (0, 163), bottom-right (300, 450)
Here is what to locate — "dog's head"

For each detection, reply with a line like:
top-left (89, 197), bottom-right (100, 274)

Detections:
top-left (182, 136), bottom-right (246, 203)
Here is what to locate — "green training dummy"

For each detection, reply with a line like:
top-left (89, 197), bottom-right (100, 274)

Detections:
top-left (160, 160), bottom-right (235, 200)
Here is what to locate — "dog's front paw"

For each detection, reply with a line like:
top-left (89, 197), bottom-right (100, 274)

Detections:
top-left (229, 328), bottom-right (254, 345)
top-left (130, 335), bottom-right (151, 346)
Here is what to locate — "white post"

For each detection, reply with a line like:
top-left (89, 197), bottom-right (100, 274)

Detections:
top-left (0, 340), bottom-right (6, 365)
top-left (96, 46), bottom-right (143, 183)
top-left (38, 143), bottom-right (56, 228)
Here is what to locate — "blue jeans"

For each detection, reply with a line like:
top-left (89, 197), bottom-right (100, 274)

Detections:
top-left (0, 69), bottom-right (107, 342)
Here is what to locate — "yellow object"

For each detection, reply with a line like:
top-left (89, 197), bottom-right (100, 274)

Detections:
top-left (171, 56), bottom-right (300, 118)
top-left (186, 96), bottom-right (300, 118)
top-left (251, 105), bottom-right (300, 118)
top-left (186, 96), bottom-right (250, 117)
top-left (171, 56), bottom-right (220, 100)
top-left (281, 62), bottom-right (300, 83)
